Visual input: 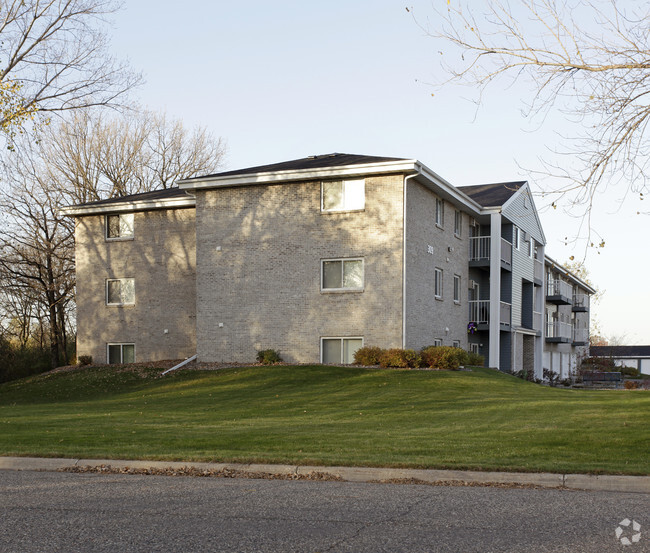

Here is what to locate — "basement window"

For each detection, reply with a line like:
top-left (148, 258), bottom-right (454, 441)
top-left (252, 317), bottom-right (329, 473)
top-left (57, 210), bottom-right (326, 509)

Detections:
top-left (107, 343), bottom-right (135, 364)
top-left (321, 337), bottom-right (363, 364)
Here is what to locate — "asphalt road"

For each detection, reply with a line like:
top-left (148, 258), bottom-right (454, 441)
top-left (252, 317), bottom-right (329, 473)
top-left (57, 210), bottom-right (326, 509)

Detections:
top-left (0, 470), bottom-right (647, 552)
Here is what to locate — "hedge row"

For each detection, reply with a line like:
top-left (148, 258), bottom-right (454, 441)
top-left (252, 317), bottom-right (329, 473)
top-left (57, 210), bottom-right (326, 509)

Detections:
top-left (354, 345), bottom-right (484, 370)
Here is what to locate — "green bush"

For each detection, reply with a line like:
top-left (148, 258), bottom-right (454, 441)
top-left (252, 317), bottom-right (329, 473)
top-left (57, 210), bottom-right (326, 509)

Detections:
top-left (78, 355), bottom-right (93, 366)
top-left (353, 346), bottom-right (384, 366)
top-left (420, 346), bottom-right (468, 370)
top-left (256, 349), bottom-right (283, 365)
top-left (619, 366), bottom-right (640, 378)
top-left (379, 348), bottom-right (421, 369)
top-left (466, 351), bottom-right (485, 367)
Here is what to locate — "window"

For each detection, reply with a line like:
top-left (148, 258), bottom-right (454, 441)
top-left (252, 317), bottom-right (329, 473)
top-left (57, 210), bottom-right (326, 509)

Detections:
top-left (454, 210), bottom-right (462, 237)
top-left (435, 198), bottom-right (444, 227)
top-left (106, 278), bottom-right (135, 306)
top-left (106, 213), bottom-right (134, 240)
top-left (433, 339), bottom-right (442, 347)
top-left (107, 343), bottom-right (135, 364)
top-left (434, 268), bottom-right (443, 299)
top-left (321, 179), bottom-right (365, 212)
top-left (528, 239), bottom-right (534, 258)
top-left (470, 343), bottom-right (480, 354)
top-left (321, 258), bottom-right (364, 291)
top-left (321, 337), bottom-right (363, 364)
top-left (453, 275), bottom-right (461, 304)
top-left (452, 340), bottom-right (460, 348)
top-left (514, 226), bottom-right (521, 250)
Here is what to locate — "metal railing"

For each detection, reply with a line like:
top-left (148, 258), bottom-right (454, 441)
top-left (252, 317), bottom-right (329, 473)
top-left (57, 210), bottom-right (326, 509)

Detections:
top-left (546, 321), bottom-right (573, 339)
top-left (534, 258), bottom-right (544, 282)
top-left (468, 300), bottom-right (511, 326)
top-left (547, 278), bottom-right (572, 298)
top-left (469, 236), bottom-right (490, 261)
top-left (573, 293), bottom-right (589, 310)
top-left (573, 328), bottom-right (589, 343)
top-left (501, 238), bottom-right (512, 266)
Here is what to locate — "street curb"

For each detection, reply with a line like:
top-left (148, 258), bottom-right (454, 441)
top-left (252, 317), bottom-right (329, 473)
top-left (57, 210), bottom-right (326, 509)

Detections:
top-left (0, 456), bottom-right (648, 493)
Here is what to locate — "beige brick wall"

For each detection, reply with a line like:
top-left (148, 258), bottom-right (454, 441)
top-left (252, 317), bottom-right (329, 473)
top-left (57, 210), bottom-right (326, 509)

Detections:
top-left (405, 180), bottom-right (470, 349)
top-left (194, 175), bottom-right (405, 363)
top-left (75, 208), bottom-right (196, 363)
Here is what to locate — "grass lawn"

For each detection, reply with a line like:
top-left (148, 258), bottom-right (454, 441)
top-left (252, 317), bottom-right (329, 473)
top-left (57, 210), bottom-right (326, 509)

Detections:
top-left (0, 365), bottom-right (648, 475)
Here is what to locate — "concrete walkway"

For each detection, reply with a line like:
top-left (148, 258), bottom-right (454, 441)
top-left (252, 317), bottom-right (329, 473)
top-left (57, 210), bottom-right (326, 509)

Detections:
top-left (0, 456), bottom-right (648, 493)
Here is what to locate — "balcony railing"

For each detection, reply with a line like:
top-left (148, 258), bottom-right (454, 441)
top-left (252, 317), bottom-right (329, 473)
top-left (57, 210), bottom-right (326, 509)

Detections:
top-left (468, 236), bottom-right (512, 267)
top-left (468, 300), bottom-right (511, 326)
top-left (469, 236), bottom-right (490, 261)
top-left (546, 321), bottom-right (573, 340)
top-left (573, 328), bottom-right (589, 344)
top-left (547, 278), bottom-right (572, 298)
top-left (573, 293), bottom-right (589, 310)
top-left (534, 258), bottom-right (544, 282)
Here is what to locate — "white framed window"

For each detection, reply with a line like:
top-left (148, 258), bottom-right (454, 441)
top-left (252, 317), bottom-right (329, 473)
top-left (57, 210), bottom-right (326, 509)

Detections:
top-left (434, 268), bottom-right (443, 299)
top-left (107, 343), bottom-right (135, 364)
top-left (106, 213), bottom-right (134, 240)
top-left (106, 278), bottom-right (135, 306)
top-left (433, 339), bottom-right (442, 347)
top-left (452, 340), bottom-right (460, 348)
top-left (514, 226), bottom-right (521, 250)
top-left (321, 179), bottom-right (365, 212)
top-left (470, 343), bottom-right (480, 354)
top-left (454, 210), bottom-right (462, 237)
top-left (453, 274), bottom-right (461, 304)
top-left (435, 198), bottom-right (444, 227)
top-left (321, 258), bottom-right (364, 291)
top-left (321, 337), bottom-right (363, 364)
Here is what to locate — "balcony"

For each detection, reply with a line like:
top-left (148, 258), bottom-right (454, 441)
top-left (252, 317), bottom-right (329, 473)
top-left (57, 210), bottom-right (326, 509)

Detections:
top-left (534, 259), bottom-right (544, 286)
top-left (572, 293), bottom-right (589, 312)
top-left (573, 328), bottom-right (589, 345)
top-left (546, 321), bottom-right (573, 343)
top-left (546, 279), bottom-right (572, 305)
top-left (533, 311), bottom-right (543, 333)
top-left (469, 300), bottom-right (511, 330)
top-left (468, 237), bottom-right (512, 271)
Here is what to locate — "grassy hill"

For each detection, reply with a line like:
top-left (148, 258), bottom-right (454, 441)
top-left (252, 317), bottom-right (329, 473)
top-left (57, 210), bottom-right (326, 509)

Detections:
top-left (0, 365), bottom-right (648, 475)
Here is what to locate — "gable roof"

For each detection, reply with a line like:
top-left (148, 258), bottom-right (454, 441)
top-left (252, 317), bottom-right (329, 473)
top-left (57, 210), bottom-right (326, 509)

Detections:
top-left (183, 153), bottom-right (410, 180)
top-left (458, 182), bottom-right (526, 208)
top-left (590, 345), bottom-right (650, 358)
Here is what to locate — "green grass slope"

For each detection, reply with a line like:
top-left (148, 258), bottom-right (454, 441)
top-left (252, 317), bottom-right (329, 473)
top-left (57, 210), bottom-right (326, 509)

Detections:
top-left (0, 365), bottom-right (648, 474)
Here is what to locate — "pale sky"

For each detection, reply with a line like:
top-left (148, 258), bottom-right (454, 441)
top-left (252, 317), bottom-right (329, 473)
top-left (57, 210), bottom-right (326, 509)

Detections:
top-left (109, 1), bottom-right (648, 343)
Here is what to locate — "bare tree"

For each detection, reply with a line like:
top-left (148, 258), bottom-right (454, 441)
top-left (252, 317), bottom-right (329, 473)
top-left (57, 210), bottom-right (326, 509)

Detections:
top-left (0, 0), bottom-right (141, 135)
top-left (416, 0), bottom-right (650, 216)
top-left (43, 110), bottom-right (226, 202)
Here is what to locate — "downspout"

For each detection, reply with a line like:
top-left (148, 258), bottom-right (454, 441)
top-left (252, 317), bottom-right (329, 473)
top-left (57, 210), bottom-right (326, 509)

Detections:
top-left (162, 354), bottom-right (197, 376)
top-left (403, 172), bottom-right (420, 348)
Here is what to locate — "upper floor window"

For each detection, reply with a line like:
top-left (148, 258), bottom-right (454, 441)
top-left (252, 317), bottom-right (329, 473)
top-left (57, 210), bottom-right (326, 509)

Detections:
top-left (434, 268), bottom-right (443, 299)
top-left (453, 274), bottom-right (461, 304)
top-left (321, 179), bottom-right (365, 212)
top-left (514, 226), bottom-right (521, 250)
top-left (435, 198), bottom-right (444, 227)
top-left (454, 210), bottom-right (462, 237)
top-left (322, 258), bottom-right (364, 291)
top-left (106, 278), bottom-right (135, 306)
top-left (106, 213), bottom-right (134, 240)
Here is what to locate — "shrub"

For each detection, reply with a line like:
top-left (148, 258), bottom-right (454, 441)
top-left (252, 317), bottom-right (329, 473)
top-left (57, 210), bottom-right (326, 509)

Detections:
top-left (579, 356), bottom-right (616, 373)
top-left (420, 346), bottom-right (468, 370)
top-left (624, 380), bottom-right (639, 390)
top-left (256, 349), bottom-right (283, 365)
top-left (78, 355), bottom-right (93, 366)
top-left (353, 346), bottom-right (384, 366)
top-left (619, 366), bottom-right (640, 378)
top-left (379, 348), bottom-right (421, 369)
top-left (543, 368), bottom-right (561, 387)
top-left (465, 351), bottom-right (485, 367)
